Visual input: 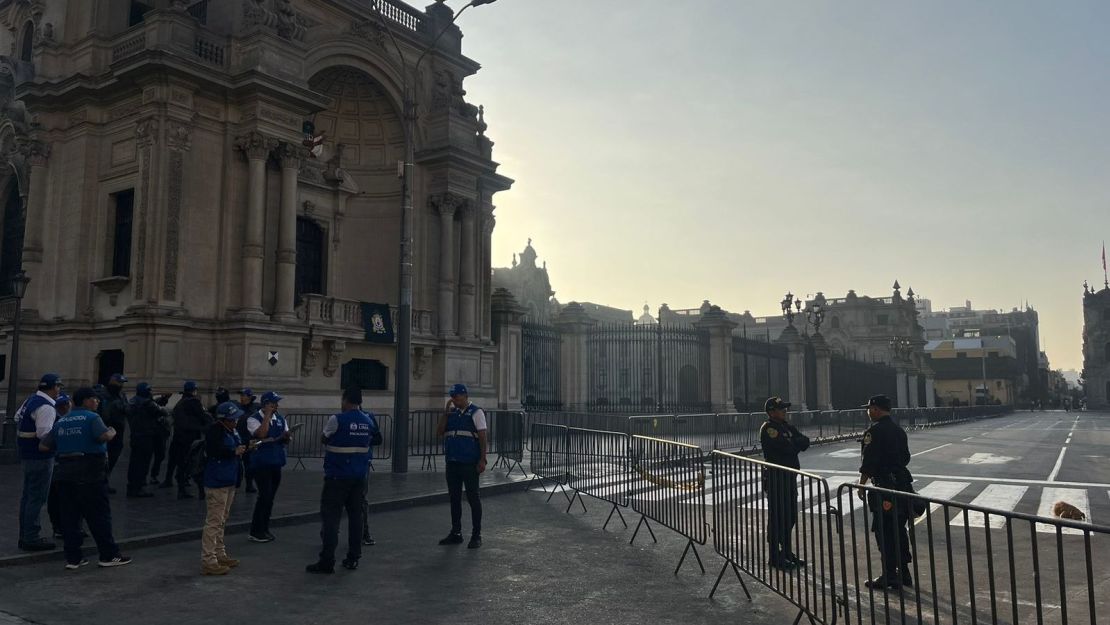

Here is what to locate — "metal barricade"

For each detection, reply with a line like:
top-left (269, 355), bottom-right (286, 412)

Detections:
top-left (283, 412), bottom-right (393, 469)
top-left (487, 410), bottom-right (526, 476)
top-left (709, 450), bottom-right (839, 625)
top-left (528, 423), bottom-right (570, 502)
top-left (714, 412), bottom-right (764, 452)
top-left (409, 410), bottom-right (443, 470)
top-left (564, 427), bottom-right (631, 528)
top-left (628, 435), bottom-right (708, 576)
top-left (836, 482), bottom-right (1109, 625)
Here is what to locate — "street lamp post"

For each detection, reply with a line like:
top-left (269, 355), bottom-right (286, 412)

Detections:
top-left (372, 0), bottom-right (498, 473)
top-left (2, 271), bottom-right (30, 448)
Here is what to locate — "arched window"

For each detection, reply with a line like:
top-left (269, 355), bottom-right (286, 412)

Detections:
top-left (294, 217), bottom-right (325, 301)
top-left (0, 184), bottom-right (25, 296)
top-left (19, 21), bottom-right (33, 63)
top-left (830, 316), bottom-right (840, 330)
top-left (341, 358), bottom-right (388, 391)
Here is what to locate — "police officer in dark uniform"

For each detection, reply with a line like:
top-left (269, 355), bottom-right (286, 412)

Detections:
top-left (436, 383), bottom-right (487, 549)
top-left (98, 375), bottom-right (128, 494)
top-left (234, 388), bottom-right (260, 493)
top-left (759, 396), bottom-right (810, 570)
top-left (857, 394), bottom-right (914, 591)
top-left (164, 380), bottom-right (212, 499)
top-left (126, 382), bottom-right (168, 498)
top-left (306, 388), bottom-right (378, 574)
top-left (39, 387), bottom-right (131, 569)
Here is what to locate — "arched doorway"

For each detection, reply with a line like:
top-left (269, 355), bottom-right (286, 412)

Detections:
top-left (307, 66), bottom-right (403, 304)
top-left (295, 217), bottom-right (325, 302)
top-left (97, 349), bottom-right (125, 386)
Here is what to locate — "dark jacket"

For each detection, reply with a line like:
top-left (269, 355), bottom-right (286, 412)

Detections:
top-left (759, 419), bottom-right (810, 470)
top-left (101, 387), bottom-right (130, 429)
top-left (234, 402), bottom-right (260, 444)
top-left (172, 395), bottom-right (212, 434)
top-left (129, 395), bottom-right (169, 439)
top-left (205, 421), bottom-right (241, 461)
top-left (859, 415), bottom-right (912, 489)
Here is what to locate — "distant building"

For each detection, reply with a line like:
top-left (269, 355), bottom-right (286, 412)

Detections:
top-left (571, 302), bottom-right (634, 325)
top-left (1082, 282), bottom-right (1110, 410)
top-left (491, 240), bottom-right (556, 322)
top-left (925, 337), bottom-right (1020, 405)
top-left (635, 304), bottom-right (658, 326)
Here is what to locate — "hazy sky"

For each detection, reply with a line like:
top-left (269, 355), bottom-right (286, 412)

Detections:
top-left (457, 1), bottom-right (1109, 371)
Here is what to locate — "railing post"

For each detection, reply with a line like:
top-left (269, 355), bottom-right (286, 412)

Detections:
top-left (811, 333), bottom-right (833, 411)
top-left (491, 289), bottom-right (527, 410)
top-left (695, 305), bottom-right (737, 414)
top-left (778, 325), bottom-right (807, 410)
top-left (554, 303), bottom-right (596, 412)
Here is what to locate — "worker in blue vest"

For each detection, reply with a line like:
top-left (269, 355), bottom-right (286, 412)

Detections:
top-left (306, 387), bottom-right (378, 574)
top-left (246, 391), bottom-right (291, 543)
top-left (16, 373), bottom-right (64, 552)
top-left (201, 402), bottom-right (247, 576)
top-left (38, 387), bottom-right (131, 569)
top-left (436, 383), bottom-right (487, 549)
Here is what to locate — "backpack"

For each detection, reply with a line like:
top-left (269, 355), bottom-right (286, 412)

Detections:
top-left (185, 438), bottom-right (207, 479)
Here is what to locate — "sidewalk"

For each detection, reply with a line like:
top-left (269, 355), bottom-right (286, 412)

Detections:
top-left (0, 451), bottom-right (529, 565)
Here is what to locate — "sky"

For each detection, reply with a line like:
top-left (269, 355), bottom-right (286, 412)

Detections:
top-left (456, 0), bottom-right (1110, 372)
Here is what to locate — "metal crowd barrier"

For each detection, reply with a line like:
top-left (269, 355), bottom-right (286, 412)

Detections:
top-left (488, 410), bottom-right (526, 477)
top-left (528, 423), bottom-right (571, 502)
top-left (409, 410), bottom-right (445, 470)
top-left (628, 435), bottom-right (709, 576)
top-left (564, 427), bottom-right (631, 528)
top-left (284, 412), bottom-right (393, 469)
top-left (709, 450), bottom-right (838, 625)
top-left (836, 482), bottom-right (1109, 625)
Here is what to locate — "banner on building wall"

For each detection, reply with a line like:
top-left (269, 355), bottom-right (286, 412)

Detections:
top-left (361, 302), bottom-right (395, 344)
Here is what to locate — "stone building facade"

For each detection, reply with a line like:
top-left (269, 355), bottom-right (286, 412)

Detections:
top-left (0, 0), bottom-right (511, 411)
top-left (490, 239), bottom-right (554, 322)
top-left (1082, 282), bottom-right (1110, 410)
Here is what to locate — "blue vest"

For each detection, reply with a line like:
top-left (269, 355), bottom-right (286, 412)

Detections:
top-left (204, 426), bottom-right (242, 488)
top-left (52, 410), bottom-right (107, 456)
top-left (323, 409), bottom-right (374, 480)
top-left (444, 403), bottom-right (481, 464)
top-left (17, 394), bottom-right (55, 460)
top-left (250, 411), bottom-right (287, 469)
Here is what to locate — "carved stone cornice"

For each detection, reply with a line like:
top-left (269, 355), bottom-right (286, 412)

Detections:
top-left (235, 131), bottom-right (272, 161)
top-left (323, 340), bottom-right (346, 378)
top-left (430, 192), bottom-right (467, 216)
top-left (276, 141), bottom-right (309, 169)
top-left (25, 138), bottom-right (49, 167)
top-left (135, 118), bottom-right (158, 148)
top-left (243, 0), bottom-right (308, 42)
top-left (166, 120), bottom-right (192, 152)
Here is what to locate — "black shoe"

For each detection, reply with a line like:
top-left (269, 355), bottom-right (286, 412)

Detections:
top-left (177, 489), bottom-right (194, 500)
top-left (467, 535), bottom-right (482, 549)
top-left (305, 561), bottom-right (334, 574)
top-left (127, 490), bottom-right (154, 498)
top-left (438, 532), bottom-right (463, 546)
top-left (342, 559), bottom-right (359, 570)
top-left (864, 575), bottom-right (900, 591)
top-left (786, 554), bottom-right (807, 568)
top-left (53, 530), bottom-right (88, 539)
top-left (264, 531), bottom-right (276, 541)
top-left (770, 558), bottom-right (799, 570)
top-left (98, 555), bottom-right (132, 568)
top-left (362, 535), bottom-right (376, 546)
top-left (159, 480), bottom-right (174, 489)
top-left (18, 540), bottom-right (56, 552)
top-left (149, 477), bottom-right (161, 486)
top-left (248, 534), bottom-right (273, 543)
top-left (245, 486), bottom-right (257, 494)
top-left (900, 570), bottom-right (914, 588)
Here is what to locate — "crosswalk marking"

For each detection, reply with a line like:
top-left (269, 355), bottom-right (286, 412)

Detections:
top-left (950, 484), bottom-right (1028, 528)
top-left (1036, 487), bottom-right (1090, 535)
top-left (913, 481), bottom-right (972, 525)
top-left (805, 475), bottom-right (859, 516)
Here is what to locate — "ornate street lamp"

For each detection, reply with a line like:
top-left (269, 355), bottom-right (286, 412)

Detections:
top-left (781, 292), bottom-right (801, 325)
top-left (804, 293), bottom-right (826, 335)
top-left (372, 0), bottom-right (499, 473)
top-left (2, 271), bottom-right (30, 448)
top-left (888, 335), bottom-right (913, 362)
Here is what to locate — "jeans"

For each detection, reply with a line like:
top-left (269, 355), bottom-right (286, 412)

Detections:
top-left (19, 458), bottom-right (54, 543)
top-left (57, 480), bottom-right (120, 564)
top-left (202, 486), bottom-right (236, 566)
top-left (250, 466), bottom-right (282, 536)
top-left (127, 435), bottom-right (155, 494)
top-left (319, 478), bottom-right (365, 565)
top-left (445, 461), bottom-right (482, 536)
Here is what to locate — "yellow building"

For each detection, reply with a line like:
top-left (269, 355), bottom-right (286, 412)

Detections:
top-left (925, 337), bottom-right (1020, 405)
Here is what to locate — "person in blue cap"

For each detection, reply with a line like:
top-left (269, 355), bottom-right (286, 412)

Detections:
top-left (201, 402), bottom-right (247, 576)
top-left (436, 383), bottom-right (487, 549)
top-left (234, 388), bottom-right (260, 493)
top-left (38, 387), bottom-right (131, 569)
top-left (126, 382), bottom-right (169, 498)
top-left (306, 387), bottom-right (378, 574)
top-left (246, 391), bottom-right (291, 542)
top-left (100, 374), bottom-right (129, 493)
top-left (164, 380), bottom-right (212, 499)
top-left (16, 373), bottom-right (64, 551)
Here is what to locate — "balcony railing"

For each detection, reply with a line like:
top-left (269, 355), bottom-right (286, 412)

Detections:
top-left (297, 294), bottom-right (435, 338)
top-left (370, 0), bottom-right (425, 33)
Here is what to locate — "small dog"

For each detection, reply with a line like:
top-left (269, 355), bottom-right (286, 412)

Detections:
top-left (1052, 501), bottom-right (1087, 522)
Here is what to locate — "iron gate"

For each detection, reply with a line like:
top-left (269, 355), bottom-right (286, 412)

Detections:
top-left (586, 323), bottom-right (710, 413)
top-left (521, 320), bottom-right (562, 411)
top-left (829, 354), bottom-right (897, 409)
top-left (731, 332), bottom-right (790, 411)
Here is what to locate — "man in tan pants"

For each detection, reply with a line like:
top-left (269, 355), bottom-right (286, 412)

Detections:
top-left (201, 402), bottom-right (246, 575)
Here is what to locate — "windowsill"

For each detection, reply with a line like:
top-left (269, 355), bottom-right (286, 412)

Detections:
top-left (91, 275), bottom-right (131, 306)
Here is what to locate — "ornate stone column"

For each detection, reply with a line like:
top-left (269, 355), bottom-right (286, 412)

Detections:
top-left (161, 120), bottom-right (191, 303)
top-left (909, 371), bottom-right (921, 408)
top-left (925, 376), bottom-right (936, 408)
top-left (554, 302), bottom-right (597, 412)
top-left (895, 368), bottom-right (909, 408)
top-left (695, 305), bottom-right (738, 413)
top-left (432, 194), bottom-right (459, 336)
top-left (236, 132), bottom-right (270, 316)
top-left (778, 324), bottom-right (807, 409)
top-left (811, 333), bottom-right (833, 410)
top-left (20, 139), bottom-right (50, 312)
top-left (457, 203), bottom-right (477, 338)
top-left (480, 209), bottom-right (495, 341)
top-left (273, 142), bottom-right (302, 322)
top-left (491, 288), bottom-right (527, 409)
top-left (131, 118), bottom-right (160, 304)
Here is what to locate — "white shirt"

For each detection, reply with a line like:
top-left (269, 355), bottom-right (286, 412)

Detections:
top-left (23, 391), bottom-right (57, 438)
top-left (322, 414), bottom-right (339, 438)
top-left (246, 411), bottom-right (284, 436)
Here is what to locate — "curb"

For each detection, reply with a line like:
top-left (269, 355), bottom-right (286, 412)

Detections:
top-left (0, 477), bottom-right (533, 568)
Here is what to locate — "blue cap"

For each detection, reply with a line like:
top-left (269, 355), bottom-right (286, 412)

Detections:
top-left (260, 391), bottom-right (282, 405)
top-left (56, 393), bottom-right (71, 405)
top-left (240, 388), bottom-right (254, 398)
top-left (449, 383), bottom-right (468, 397)
top-left (136, 382), bottom-right (152, 396)
top-left (216, 401), bottom-right (244, 421)
top-left (183, 380), bottom-right (197, 393)
top-left (39, 373), bottom-right (63, 389)
top-left (109, 373), bottom-right (128, 384)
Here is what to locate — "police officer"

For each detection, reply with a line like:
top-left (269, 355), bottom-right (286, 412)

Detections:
top-left (164, 380), bottom-right (211, 499)
top-left (759, 396), bottom-right (810, 570)
top-left (16, 373), bottom-right (63, 551)
top-left (126, 382), bottom-right (169, 498)
top-left (234, 388), bottom-right (260, 493)
top-left (436, 383), bottom-right (487, 549)
top-left (306, 388), bottom-right (378, 574)
top-left (857, 394), bottom-right (914, 590)
top-left (100, 374), bottom-right (129, 494)
top-left (201, 402), bottom-right (247, 576)
top-left (39, 387), bottom-right (131, 569)
top-left (246, 391), bottom-right (291, 542)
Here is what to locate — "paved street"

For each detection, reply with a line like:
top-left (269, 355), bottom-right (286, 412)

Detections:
top-left (0, 490), bottom-right (796, 625)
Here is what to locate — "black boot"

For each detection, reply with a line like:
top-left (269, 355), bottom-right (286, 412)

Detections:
top-left (305, 561), bottom-right (334, 574)
top-left (900, 569), bottom-right (914, 588)
top-left (438, 532), bottom-right (463, 546)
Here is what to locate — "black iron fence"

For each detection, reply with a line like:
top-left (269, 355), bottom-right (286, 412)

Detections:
top-left (836, 482), bottom-right (1110, 625)
top-left (528, 423), bottom-right (570, 502)
top-left (733, 333), bottom-right (791, 411)
top-left (587, 323), bottom-right (711, 414)
top-left (522, 320), bottom-right (562, 411)
top-left (831, 355), bottom-right (899, 410)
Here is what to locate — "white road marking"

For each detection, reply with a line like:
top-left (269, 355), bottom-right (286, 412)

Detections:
top-left (827, 448), bottom-right (860, 458)
top-left (913, 481), bottom-right (972, 525)
top-left (807, 470), bottom-right (1110, 489)
top-left (1036, 487), bottom-right (1090, 535)
top-left (961, 436), bottom-right (974, 442)
top-left (950, 484), bottom-right (1028, 528)
top-left (1047, 417), bottom-right (1079, 482)
top-left (805, 475), bottom-right (859, 515)
top-left (912, 443), bottom-right (952, 457)
top-left (960, 452), bottom-right (1016, 465)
